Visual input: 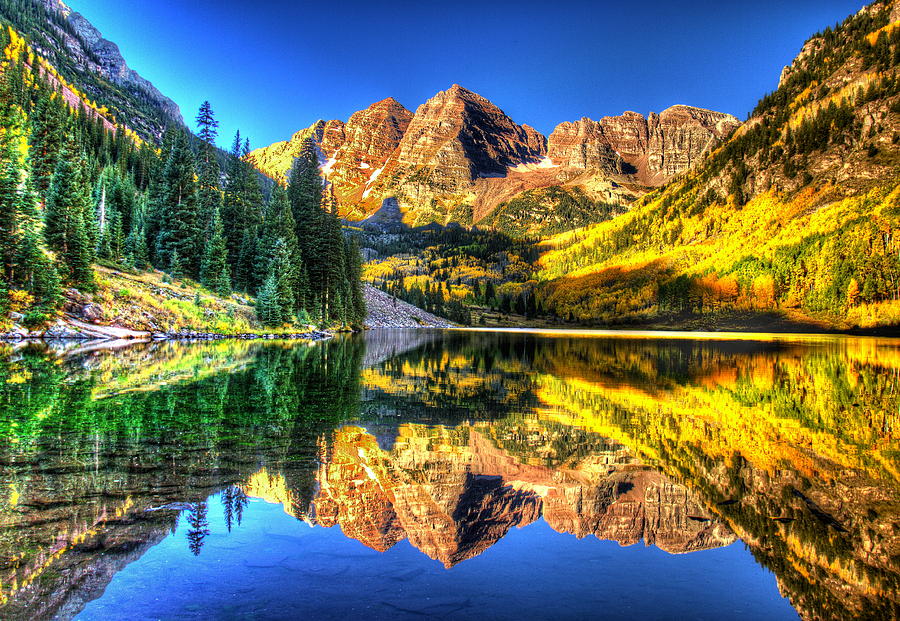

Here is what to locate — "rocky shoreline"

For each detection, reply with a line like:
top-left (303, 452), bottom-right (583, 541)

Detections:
top-left (0, 319), bottom-right (333, 343)
top-left (148, 329), bottom-right (333, 342)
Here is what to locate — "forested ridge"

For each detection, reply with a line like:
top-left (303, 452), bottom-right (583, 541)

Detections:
top-left (0, 15), bottom-right (365, 332)
top-left (534, 0), bottom-right (900, 330)
top-left (5, 0), bottom-right (900, 333)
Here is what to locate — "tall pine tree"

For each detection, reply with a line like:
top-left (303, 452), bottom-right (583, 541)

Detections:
top-left (156, 130), bottom-right (199, 277)
top-left (44, 142), bottom-right (95, 290)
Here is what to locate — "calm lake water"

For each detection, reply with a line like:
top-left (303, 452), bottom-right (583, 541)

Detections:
top-left (0, 329), bottom-right (898, 620)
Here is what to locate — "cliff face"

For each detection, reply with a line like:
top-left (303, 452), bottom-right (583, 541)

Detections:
top-left (251, 86), bottom-right (738, 226)
top-left (547, 106), bottom-right (740, 185)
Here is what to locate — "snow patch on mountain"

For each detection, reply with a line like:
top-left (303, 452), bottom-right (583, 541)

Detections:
top-left (509, 156), bottom-right (558, 173)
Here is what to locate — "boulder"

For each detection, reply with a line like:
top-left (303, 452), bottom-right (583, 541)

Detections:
top-left (79, 303), bottom-right (104, 322)
top-left (43, 321), bottom-right (88, 340)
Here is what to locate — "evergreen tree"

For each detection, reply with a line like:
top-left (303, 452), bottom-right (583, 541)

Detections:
top-left (156, 130), bottom-right (200, 277)
top-left (321, 191), bottom-right (346, 321)
top-left (257, 185), bottom-right (302, 308)
top-left (28, 83), bottom-right (65, 194)
top-left (195, 102), bottom-right (222, 222)
top-left (343, 235), bottom-right (366, 327)
top-left (125, 211), bottom-right (149, 269)
top-left (256, 272), bottom-right (281, 326)
top-left (255, 236), bottom-right (297, 326)
top-left (0, 141), bottom-right (20, 282)
top-left (15, 174), bottom-right (61, 307)
top-left (222, 131), bottom-right (264, 291)
top-left (200, 207), bottom-right (231, 295)
top-left (44, 144), bottom-right (95, 290)
top-left (195, 101), bottom-right (219, 145)
top-left (287, 137), bottom-right (325, 313)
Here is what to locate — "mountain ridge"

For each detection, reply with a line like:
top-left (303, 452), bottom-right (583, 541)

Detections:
top-left (249, 85), bottom-right (739, 226)
top-left (0, 0), bottom-right (183, 141)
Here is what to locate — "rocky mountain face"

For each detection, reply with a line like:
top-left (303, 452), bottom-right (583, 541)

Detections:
top-left (374, 85), bottom-right (547, 209)
top-left (251, 86), bottom-right (739, 226)
top-left (1, 0), bottom-right (183, 141)
top-left (547, 106), bottom-right (740, 186)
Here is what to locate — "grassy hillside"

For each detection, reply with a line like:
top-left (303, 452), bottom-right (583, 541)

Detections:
top-left (537, 0), bottom-right (900, 331)
top-left (0, 264), bottom-right (332, 335)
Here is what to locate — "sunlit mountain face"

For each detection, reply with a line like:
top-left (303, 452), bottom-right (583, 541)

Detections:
top-left (0, 332), bottom-right (898, 620)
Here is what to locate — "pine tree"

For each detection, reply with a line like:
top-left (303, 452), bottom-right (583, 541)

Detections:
top-left (321, 191), bottom-right (346, 321)
top-left (222, 130), bottom-right (264, 291)
top-left (195, 102), bottom-right (222, 222)
top-left (343, 235), bottom-right (366, 327)
top-left (125, 195), bottom-right (150, 269)
top-left (201, 207), bottom-right (231, 296)
top-left (287, 137), bottom-right (324, 312)
top-left (16, 174), bottom-right (61, 307)
top-left (256, 272), bottom-right (281, 326)
top-left (28, 84), bottom-right (65, 195)
top-left (0, 142), bottom-right (20, 283)
top-left (157, 130), bottom-right (200, 277)
top-left (44, 144), bottom-right (95, 290)
top-left (256, 185), bottom-right (301, 308)
top-left (195, 101), bottom-right (219, 145)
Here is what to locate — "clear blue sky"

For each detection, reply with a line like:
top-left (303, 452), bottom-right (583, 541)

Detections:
top-left (67, 0), bottom-right (865, 150)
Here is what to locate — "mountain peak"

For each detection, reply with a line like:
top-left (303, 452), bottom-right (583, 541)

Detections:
top-left (368, 96), bottom-right (408, 111)
top-left (441, 84), bottom-right (484, 101)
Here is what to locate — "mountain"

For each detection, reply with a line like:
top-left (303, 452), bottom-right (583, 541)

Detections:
top-left (537, 0), bottom-right (900, 330)
top-left (250, 85), bottom-right (738, 226)
top-left (0, 0), bottom-right (183, 140)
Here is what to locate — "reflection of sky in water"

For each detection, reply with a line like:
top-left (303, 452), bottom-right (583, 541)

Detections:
top-left (77, 492), bottom-right (799, 621)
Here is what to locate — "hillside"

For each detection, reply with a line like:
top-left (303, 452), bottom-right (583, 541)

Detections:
top-left (0, 1), bottom-right (376, 336)
top-left (536, 0), bottom-right (900, 331)
top-left (0, 0), bottom-right (182, 141)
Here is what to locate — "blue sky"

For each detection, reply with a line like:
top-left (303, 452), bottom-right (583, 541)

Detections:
top-left (67, 0), bottom-right (865, 150)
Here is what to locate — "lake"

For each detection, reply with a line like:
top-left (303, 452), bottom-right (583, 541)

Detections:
top-left (0, 329), bottom-right (898, 620)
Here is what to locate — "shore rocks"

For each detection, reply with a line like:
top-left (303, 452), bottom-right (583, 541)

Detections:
top-left (1, 321), bottom-right (334, 343)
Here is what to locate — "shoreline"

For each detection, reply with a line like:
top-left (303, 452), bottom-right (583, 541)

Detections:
top-left (0, 323), bottom-right (335, 343)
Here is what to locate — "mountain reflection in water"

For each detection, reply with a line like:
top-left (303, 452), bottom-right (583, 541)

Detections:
top-left (0, 330), bottom-right (897, 620)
